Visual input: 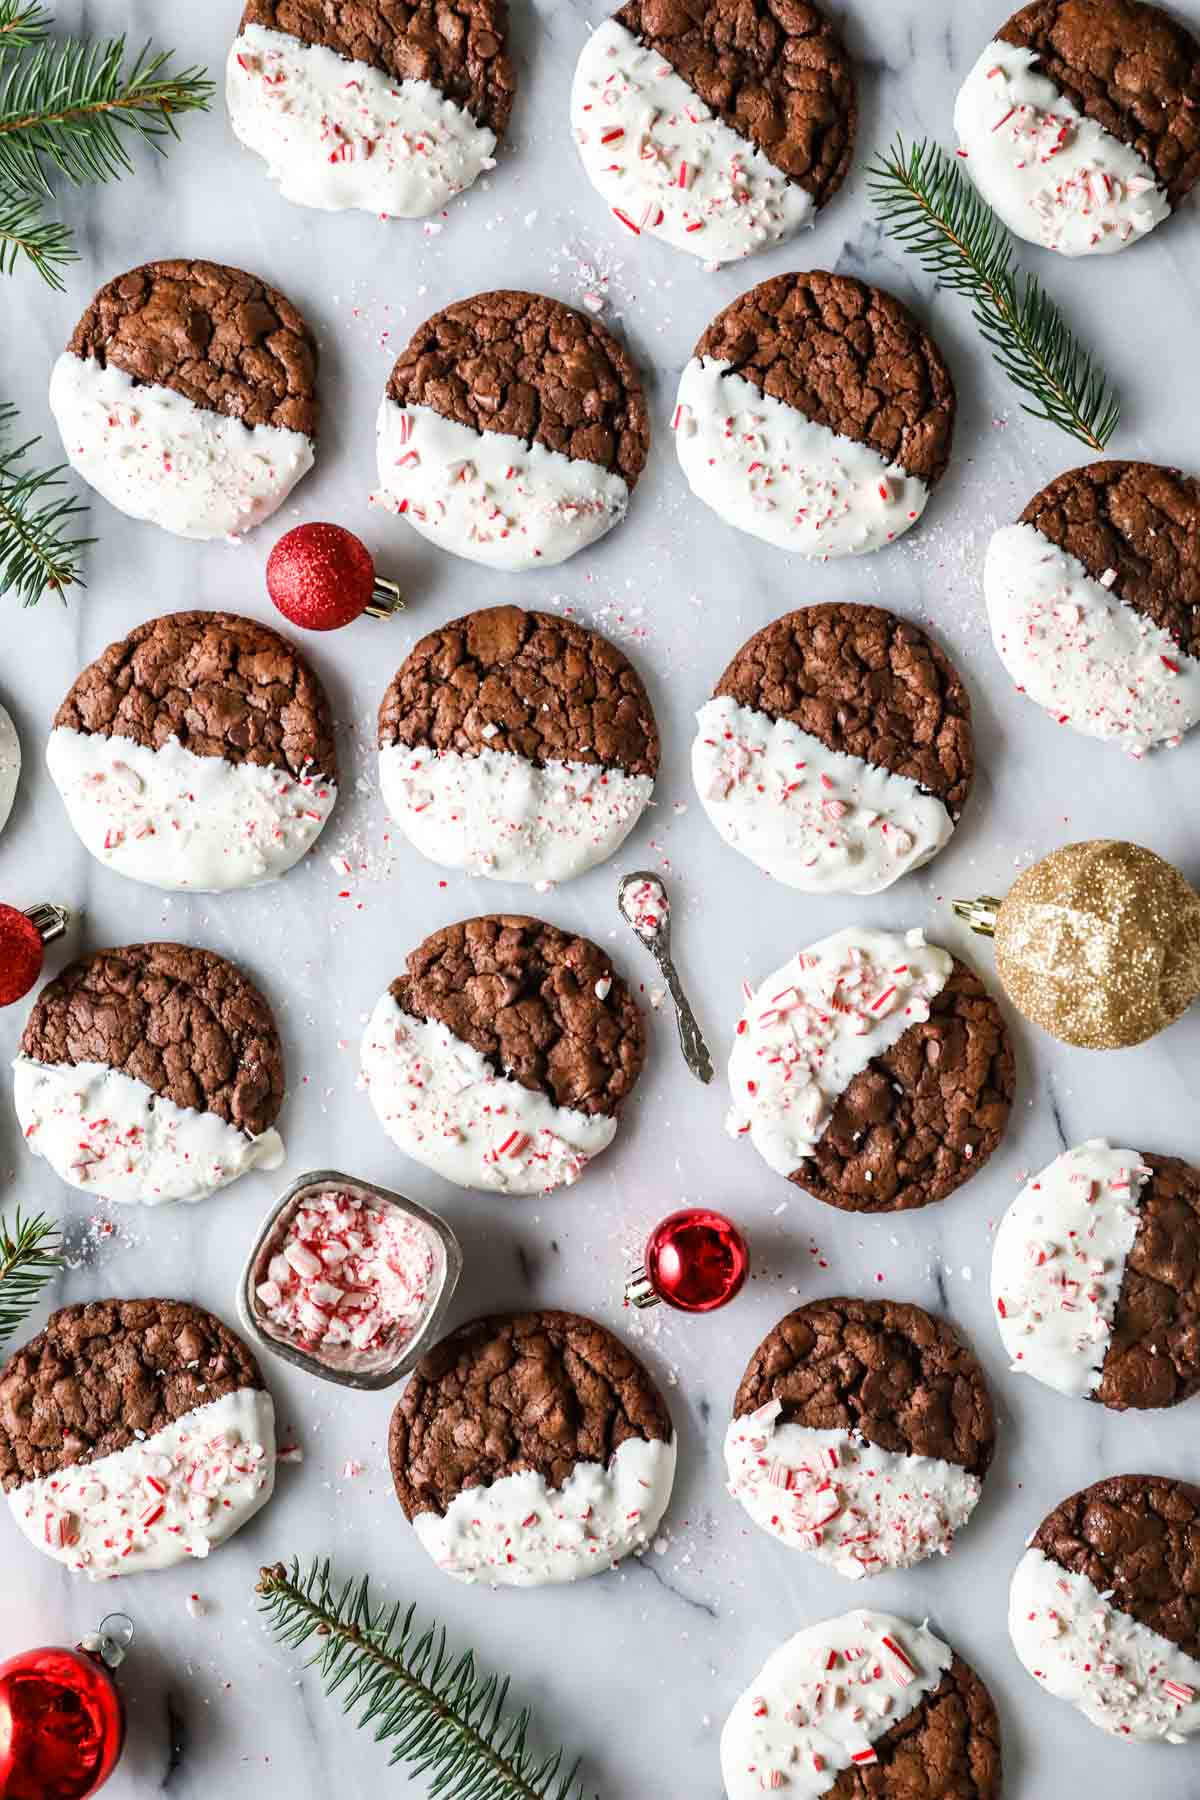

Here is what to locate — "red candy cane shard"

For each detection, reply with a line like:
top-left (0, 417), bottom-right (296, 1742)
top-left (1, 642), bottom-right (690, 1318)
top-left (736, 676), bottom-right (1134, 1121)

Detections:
top-left (881, 1635), bottom-right (917, 1685)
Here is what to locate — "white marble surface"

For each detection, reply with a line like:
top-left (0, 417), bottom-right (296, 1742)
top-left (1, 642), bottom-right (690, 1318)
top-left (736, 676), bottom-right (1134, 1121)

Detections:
top-left (3, 3), bottom-right (1200, 1795)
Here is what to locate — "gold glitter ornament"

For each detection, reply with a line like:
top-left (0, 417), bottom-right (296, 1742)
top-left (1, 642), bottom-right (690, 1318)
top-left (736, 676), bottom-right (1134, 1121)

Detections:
top-left (954, 840), bottom-right (1200, 1050)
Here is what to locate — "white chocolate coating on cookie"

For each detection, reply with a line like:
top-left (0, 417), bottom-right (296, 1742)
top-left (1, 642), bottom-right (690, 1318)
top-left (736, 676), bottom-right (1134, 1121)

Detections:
top-left (727, 927), bottom-right (952, 1178)
top-left (360, 993), bottom-right (617, 1194)
top-left (413, 1434), bottom-right (676, 1587)
top-left (8, 1387), bottom-right (276, 1579)
top-left (47, 728), bottom-right (336, 893)
top-left (227, 25), bottom-right (497, 218)
top-left (376, 400), bottom-right (630, 571)
top-left (954, 41), bottom-right (1169, 257)
top-left (49, 353), bottom-right (314, 541)
top-left (991, 1140), bottom-right (1149, 1398)
top-left (13, 1058), bottom-right (285, 1206)
top-left (693, 695), bottom-right (955, 893)
top-left (721, 1609), bottom-right (953, 1798)
top-left (673, 359), bottom-right (929, 558)
top-left (0, 702), bottom-right (19, 838)
top-left (1010, 1547), bottom-right (1200, 1742)
top-left (724, 1402), bottom-right (982, 1578)
top-left (985, 522), bottom-right (1200, 753)
top-left (570, 19), bottom-right (813, 265)
top-left (379, 742), bottom-right (653, 885)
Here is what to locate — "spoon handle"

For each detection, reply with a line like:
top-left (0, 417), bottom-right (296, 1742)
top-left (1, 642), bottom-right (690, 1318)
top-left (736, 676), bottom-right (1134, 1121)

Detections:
top-left (657, 949), bottom-right (714, 1085)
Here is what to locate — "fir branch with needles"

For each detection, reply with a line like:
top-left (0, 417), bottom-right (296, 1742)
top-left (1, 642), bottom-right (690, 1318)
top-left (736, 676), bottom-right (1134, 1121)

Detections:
top-left (0, 3), bottom-right (213, 287)
top-left (0, 399), bottom-right (91, 602)
top-left (868, 136), bottom-right (1121, 453)
top-left (0, 1209), bottom-right (61, 1349)
top-left (257, 1560), bottom-right (595, 1800)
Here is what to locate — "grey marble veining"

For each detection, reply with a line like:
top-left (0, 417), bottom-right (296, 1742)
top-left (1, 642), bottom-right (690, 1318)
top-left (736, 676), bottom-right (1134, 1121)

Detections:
top-left (3, 3), bottom-right (1200, 1795)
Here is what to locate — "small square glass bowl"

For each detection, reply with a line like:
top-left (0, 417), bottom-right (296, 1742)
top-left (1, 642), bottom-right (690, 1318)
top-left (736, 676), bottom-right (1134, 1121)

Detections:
top-left (237, 1168), bottom-right (463, 1392)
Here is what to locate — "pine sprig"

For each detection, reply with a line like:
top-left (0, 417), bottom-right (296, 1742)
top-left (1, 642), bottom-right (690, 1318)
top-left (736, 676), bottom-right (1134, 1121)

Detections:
top-left (0, 3), bottom-right (51, 57)
top-left (257, 1560), bottom-right (594, 1800)
top-left (0, 399), bottom-right (91, 603)
top-left (0, 1209), bottom-right (61, 1349)
top-left (0, 172), bottom-right (73, 282)
top-left (868, 136), bottom-right (1120, 453)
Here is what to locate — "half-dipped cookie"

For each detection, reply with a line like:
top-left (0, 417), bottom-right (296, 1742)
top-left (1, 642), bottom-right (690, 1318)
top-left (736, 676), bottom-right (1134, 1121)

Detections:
top-left (49, 260), bottom-right (318, 540)
top-left (48, 611), bottom-right (337, 892)
top-left (390, 1309), bottom-right (675, 1586)
top-left (1, 1299), bottom-right (276, 1579)
top-left (228, 0), bottom-right (515, 217)
top-left (361, 915), bottom-right (645, 1194)
top-left (1010, 1474), bottom-right (1200, 1742)
top-left (674, 272), bottom-right (955, 557)
top-left (14, 943), bottom-right (285, 1206)
top-left (986, 460), bottom-right (1200, 755)
top-left (693, 605), bottom-right (973, 894)
top-left (955, 0), bottom-right (1199, 257)
top-left (375, 290), bottom-right (650, 570)
top-left (727, 926), bottom-right (1015, 1211)
top-left (570, 0), bottom-right (856, 265)
top-left (378, 605), bottom-right (659, 885)
top-left (993, 1140), bottom-right (1200, 1410)
top-left (725, 1299), bottom-right (994, 1578)
top-left (722, 1609), bottom-right (1002, 1798)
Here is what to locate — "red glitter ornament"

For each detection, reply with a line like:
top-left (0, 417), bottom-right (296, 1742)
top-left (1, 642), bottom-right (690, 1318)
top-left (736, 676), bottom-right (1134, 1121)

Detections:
top-left (0, 904), bottom-right (69, 1007)
top-left (0, 1640), bottom-right (125, 1800)
top-left (625, 1208), bottom-right (749, 1313)
top-left (266, 523), bottom-right (404, 632)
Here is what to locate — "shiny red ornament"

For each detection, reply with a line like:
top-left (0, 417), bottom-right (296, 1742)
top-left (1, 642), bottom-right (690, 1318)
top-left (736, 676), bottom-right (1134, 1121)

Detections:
top-left (0, 1644), bottom-right (124, 1800)
top-left (266, 523), bottom-right (404, 631)
top-left (625, 1208), bottom-right (749, 1313)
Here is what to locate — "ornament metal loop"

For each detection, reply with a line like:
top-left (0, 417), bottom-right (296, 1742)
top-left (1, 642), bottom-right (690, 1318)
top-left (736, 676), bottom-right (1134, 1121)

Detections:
top-left (24, 901), bottom-right (71, 944)
top-left (92, 1614), bottom-right (135, 1668)
top-left (951, 895), bottom-right (1001, 938)
top-left (624, 1265), bottom-right (660, 1310)
top-left (366, 576), bottom-right (406, 619)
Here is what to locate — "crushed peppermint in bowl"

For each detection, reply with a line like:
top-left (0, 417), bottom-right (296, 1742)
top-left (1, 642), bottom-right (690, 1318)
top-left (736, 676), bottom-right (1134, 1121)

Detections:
top-left (239, 1170), bottom-right (462, 1390)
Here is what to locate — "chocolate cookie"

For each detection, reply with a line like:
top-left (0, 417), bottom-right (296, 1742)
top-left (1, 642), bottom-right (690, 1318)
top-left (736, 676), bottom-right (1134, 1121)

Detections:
top-left (729, 926), bottom-right (1015, 1212)
top-left (694, 604), bottom-right (974, 895)
top-left (722, 1609), bottom-right (1002, 1799)
top-left (570, 0), bottom-right (855, 266)
top-left (674, 271), bottom-right (955, 557)
top-left (49, 260), bottom-right (319, 539)
top-left (378, 604), bottom-right (660, 884)
top-left (361, 915), bottom-right (645, 1194)
top-left (48, 610), bottom-right (338, 892)
top-left (375, 289), bottom-right (650, 570)
top-left (389, 1309), bottom-right (675, 1586)
top-left (725, 1298), bottom-right (994, 1577)
top-left (955, 0), bottom-right (1198, 256)
top-left (993, 1141), bottom-right (1200, 1410)
top-left (1010, 1473), bottom-right (1200, 1741)
top-left (229, 0), bottom-right (514, 218)
top-left (986, 460), bottom-right (1200, 754)
top-left (14, 942), bottom-right (286, 1207)
top-left (1, 1299), bottom-right (276, 1579)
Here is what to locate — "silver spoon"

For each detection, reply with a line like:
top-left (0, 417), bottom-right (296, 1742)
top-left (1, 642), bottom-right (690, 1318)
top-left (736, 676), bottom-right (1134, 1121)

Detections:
top-left (618, 871), bottom-right (713, 1085)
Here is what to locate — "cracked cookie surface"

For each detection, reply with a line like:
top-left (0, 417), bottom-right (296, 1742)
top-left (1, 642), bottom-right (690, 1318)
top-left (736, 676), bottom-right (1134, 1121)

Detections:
top-left (793, 958), bottom-right (1015, 1212)
top-left (239, 0), bottom-right (515, 135)
top-left (385, 290), bottom-right (650, 485)
top-left (714, 604), bottom-right (974, 815)
top-left (20, 943), bottom-right (284, 1137)
top-left (67, 260), bottom-right (319, 438)
top-left (692, 270), bottom-right (955, 485)
top-left (615, 0), bottom-right (856, 201)
top-left (54, 611), bottom-right (337, 783)
top-left (733, 1297), bottom-right (995, 1477)
top-left (826, 1657), bottom-right (1002, 1800)
top-left (378, 605), bottom-right (659, 777)
top-left (391, 915), bottom-right (644, 1117)
top-left (997, 0), bottom-right (1200, 204)
top-left (0, 1299), bottom-right (265, 1488)
top-left (389, 1309), bottom-right (672, 1517)
top-left (1101, 1155), bottom-right (1200, 1411)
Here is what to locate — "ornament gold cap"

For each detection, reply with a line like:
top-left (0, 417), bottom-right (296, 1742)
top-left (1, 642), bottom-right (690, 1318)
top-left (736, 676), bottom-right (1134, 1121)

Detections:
top-left (365, 577), bottom-right (406, 620)
top-left (951, 896), bottom-right (1001, 938)
top-left (624, 1265), bottom-right (660, 1310)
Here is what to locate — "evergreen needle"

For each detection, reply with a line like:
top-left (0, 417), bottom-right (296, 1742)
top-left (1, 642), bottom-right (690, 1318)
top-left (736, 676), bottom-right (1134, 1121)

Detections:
top-left (0, 1209), bottom-right (61, 1349)
top-left (257, 1560), bottom-right (595, 1800)
top-left (0, 3), bottom-right (50, 57)
top-left (867, 136), bottom-right (1120, 453)
top-left (0, 398), bottom-right (91, 603)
